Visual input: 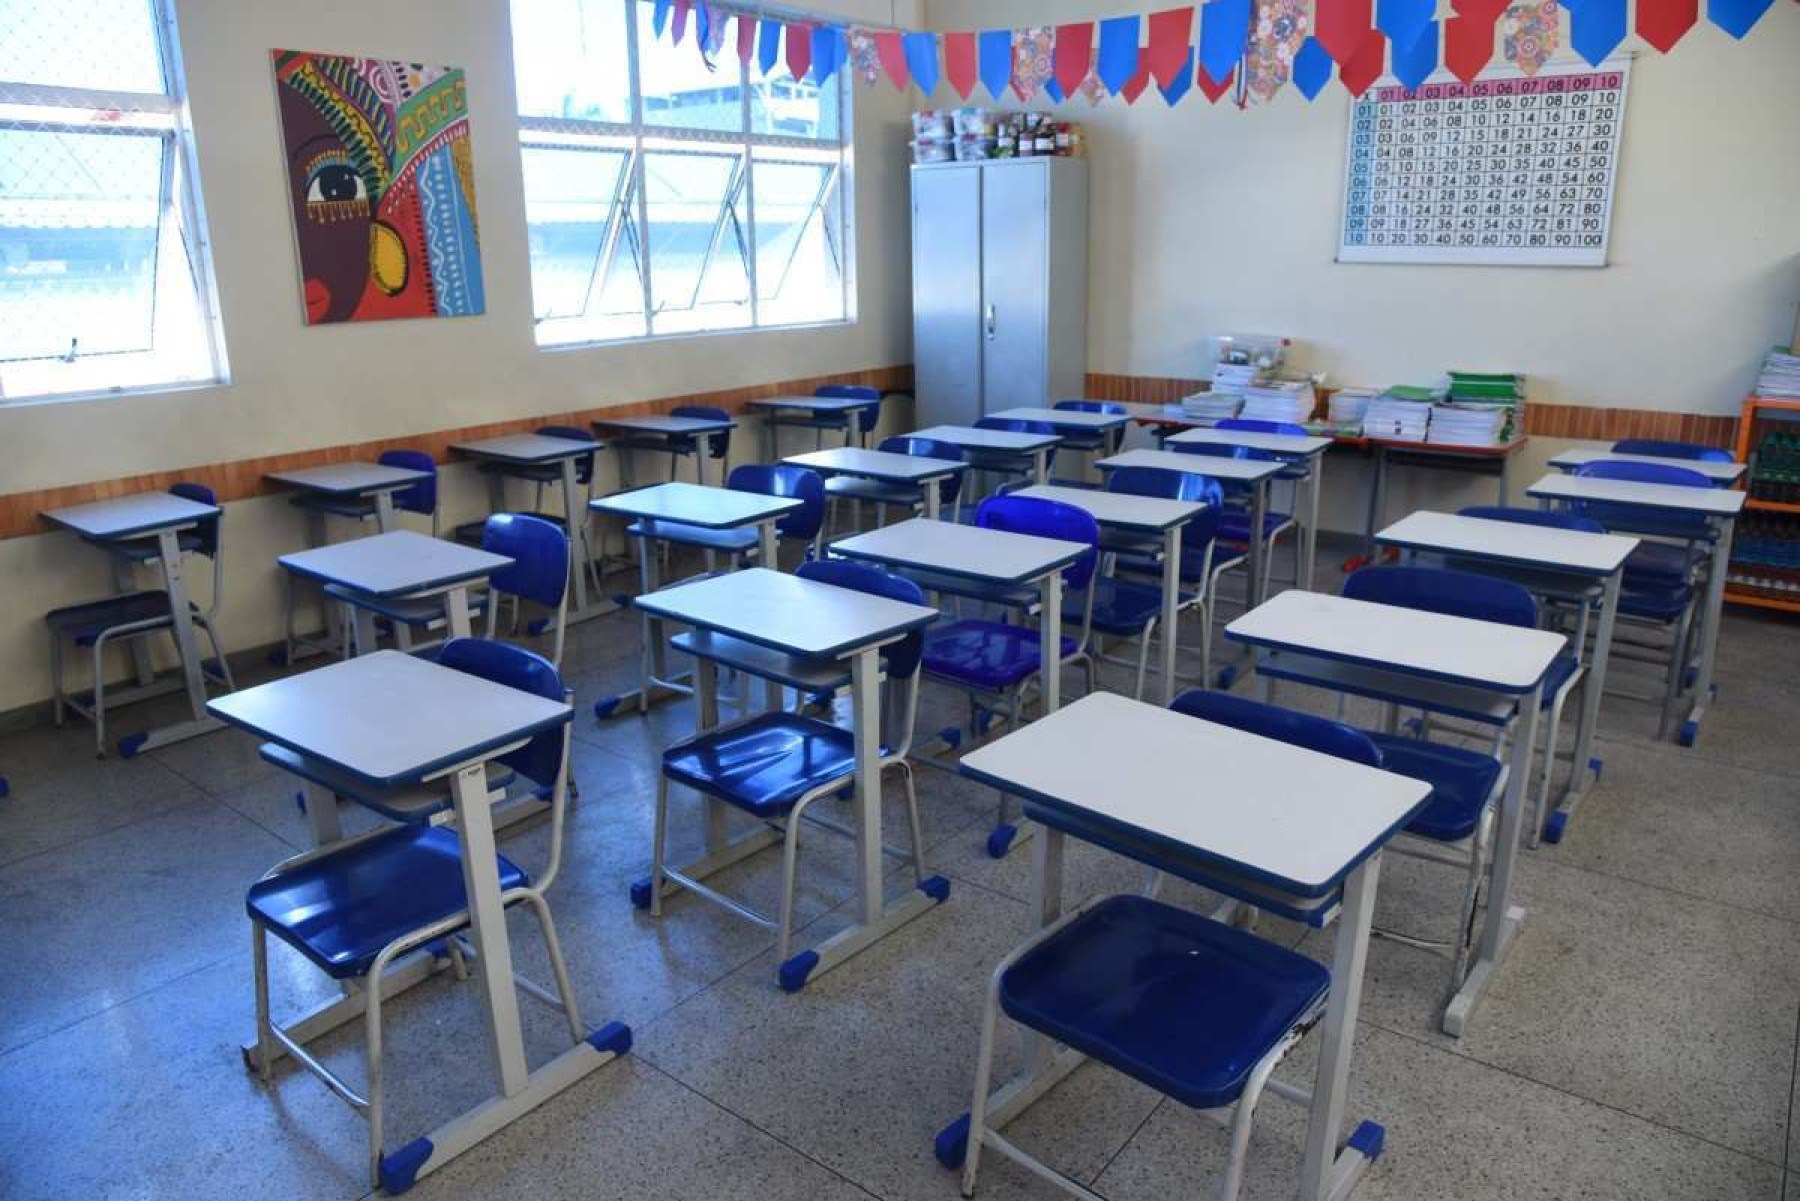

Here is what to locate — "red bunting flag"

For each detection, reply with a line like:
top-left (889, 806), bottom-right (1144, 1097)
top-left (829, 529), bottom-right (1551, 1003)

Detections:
top-left (736, 13), bottom-right (757, 64)
top-left (1316, 0), bottom-right (1375, 63)
top-left (873, 30), bottom-right (908, 88)
top-left (1444, 14), bottom-right (1494, 83)
top-left (671, 0), bottom-right (692, 44)
top-left (1454, 0), bottom-right (1510, 19)
top-left (786, 22), bottom-right (813, 80)
top-left (1637, 0), bottom-right (1699, 50)
top-left (1053, 23), bottom-right (1096, 96)
top-left (1340, 29), bottom-right (1387, 96)
top-left (1197, 63), bottom-right (1234, 102)
top-left (1145, 7), bottom-right (1196, 89)
top-left (1120, 56), bottom-right (1155, 103)
top-left (944, 31), bottom-right (978, 98)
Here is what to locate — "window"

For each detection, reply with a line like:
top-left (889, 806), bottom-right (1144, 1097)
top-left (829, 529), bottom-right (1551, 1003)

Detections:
top-left (511, 0), bottom-right (852, 347)
top-left (0, 0), bottom-right (226, 403)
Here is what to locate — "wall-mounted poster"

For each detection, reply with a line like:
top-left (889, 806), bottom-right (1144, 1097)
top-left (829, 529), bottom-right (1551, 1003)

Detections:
top-left (271, 50), bottom-right (485, 324)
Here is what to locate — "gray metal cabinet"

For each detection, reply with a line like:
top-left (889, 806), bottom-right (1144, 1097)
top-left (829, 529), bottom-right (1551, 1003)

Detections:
top-left (910, 158), bottom-right (1088, 428)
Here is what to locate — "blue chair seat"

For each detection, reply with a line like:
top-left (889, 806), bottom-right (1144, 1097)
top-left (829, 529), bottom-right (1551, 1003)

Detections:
top-left (922, 619), bottom-right (1077, 690)
top-left (626, 519), bottom-right (758, 554)
top-left (1617, 584), bottom-right (1691, 622)
top-left (1000, 894), bottom-right (1329, 1110)
top-left (1366, 734), bottom-right (1502, 843)
top-left (1074, 577), bottom-right (1188, 636)
top-left (825, 476), bottom-right (920, 507)
top-left (45, 591), bottom-right (183, 645)
top-left (1114, 545), bottom-right (1246, 584)
top-left (291, 493), bottom-right (381, 521)
top-left (662, 711), bottom-right (862, 818)
top-left (321, 583), bottom-right (488, 629)
top-left (1218, 510), bottom-right (1294, 542)
top-left (1540, 652), bottom-right (1580, 708)
top-left (1623, 541), bottom-right (1703, 586)
top-left (246, 825), bottom-right (527, 980)
top-left (104, 532), bottom-right (208, 563)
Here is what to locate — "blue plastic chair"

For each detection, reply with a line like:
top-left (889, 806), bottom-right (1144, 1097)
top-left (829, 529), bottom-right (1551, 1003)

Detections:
top-left (816, 384), bottom-right (884, 443)
top-left (1051, 401), bottom-right (1127, 471)
top-left (731, 463), bottom-right (827, 562)
top-left (1611, 438), bottom-right (1734, 463)
top-left (668, 405), bottom-right (733, 477)
top-left (47, 481), bottom-right (235, 757)
top-left (293, 449), bottom-right (440, 535)
top-left (824, 435), bottom-right (968, 532)
top-left (245, 639), bottom-right (599, 1190)
top-left (640, 560), bottom-right (940, 991)
top-left (970, 417), bottom-right (1059, 499)
top-left (1171, 440), bottom-right (1300, 595)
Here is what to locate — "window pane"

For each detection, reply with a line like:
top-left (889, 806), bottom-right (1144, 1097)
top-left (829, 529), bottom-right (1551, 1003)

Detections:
top-left (0, 128), bottom-right (161, 362)
top-left (635, 0), bottom-right (744, 134)
top-left (747, 67), bottom-right (839, 141)
top-left (521, 142), bottom-right (628, 320)
top-left (751, 157), bottom-right (843, 325)
top-left (0, 0), bottom-right (164, 94)
top-left (643, 149), bottom-right (748, 332)
top-left (510, 0), bottom-right (630, 122)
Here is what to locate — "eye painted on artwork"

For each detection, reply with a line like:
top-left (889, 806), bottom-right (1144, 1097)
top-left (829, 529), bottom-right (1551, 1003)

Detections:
top-left (306, 161), bottom-right (367, 203)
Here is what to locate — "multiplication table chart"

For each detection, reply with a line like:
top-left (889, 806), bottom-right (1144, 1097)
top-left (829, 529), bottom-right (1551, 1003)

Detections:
top-left (1339, 59), bottom-right (1630, 266)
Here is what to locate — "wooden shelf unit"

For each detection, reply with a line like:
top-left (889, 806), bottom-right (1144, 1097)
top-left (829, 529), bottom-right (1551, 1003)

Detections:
top-left (1726, 395), bottom-right (1800, 613)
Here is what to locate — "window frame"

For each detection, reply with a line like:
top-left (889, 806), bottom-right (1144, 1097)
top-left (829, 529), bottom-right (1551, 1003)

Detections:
top-left (0, 0), bottom-right (229, 407)
top-left (515, 0), bottom-right (856, 350)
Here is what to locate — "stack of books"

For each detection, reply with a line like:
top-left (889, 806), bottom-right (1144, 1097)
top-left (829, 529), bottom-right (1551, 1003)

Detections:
top-left (1239, 379), bottom-right (1317, 425)
top-left (1362, 386), bottom-right (1439, 441)
top-left (1211, 362), bottom-right (1264, 392)
top-left (1327, 389), bottom-right (1378, 430)
top-left (1754, 348), bottom-right (1800, 399)
top-left (1180, 390), bottom-right (1244, 421)
top-left (1427, 403), bottom-right (1508, 445)
top-left (1445, 371), bottom-right (1526, 440)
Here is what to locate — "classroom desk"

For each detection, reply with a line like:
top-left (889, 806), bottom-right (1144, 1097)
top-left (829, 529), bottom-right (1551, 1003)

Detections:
top-left (1377, 511), bottom-right (1638, 844)
top-left (1546, 447), bottom-right (1747, 483)
top-left (1526, 472), bottom-right (1745, 747)
top-left (278, 530), bottom-right (512, 652)
top-left (593, 414), bottom-right (737, 488)
top-left (209, 651), bottom-right (623, 1190)
top-left (632, 568), bottom-right (942, 986)
top-left (589, 483), bottom-right (803, 718)
top-left (907, 424), bottom-right (1060, 490)
top-left (266, 462), bottom-right (431, 536)
top-left (748, 395), bottom-right (882, 457)
top-left (949, 692), bottom-right (1430, 1201)
top-left (1166, 427), bottom-right (1333, 588)
top-left (451, 434), bottom-right (608, 626)
top-left (1227, 590), bottom-right (1564, 1036)
top-left (42, 491), bottom-right (226, 755)
top-left (782, 446), bottom-right (967, 522)
top-left (986, 406), bottom-right (1131, 446)
top-left (1009, 484), bottom-right (1209, 705)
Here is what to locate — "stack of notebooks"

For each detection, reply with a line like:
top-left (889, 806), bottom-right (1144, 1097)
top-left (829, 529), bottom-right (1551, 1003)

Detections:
top-left (1427, 403), bottom-right (1508, 445)
top-left (1362, 386), bottom-right (1439, 440)
top-left (1239, 379), bottom-right (1318, 425)
top-left (1444, 370), bottom-right (1526, 441)
top-left (1211, 362), bottom-right (1264, 392)
top-left (1327, 389), bottom-right (1378, 430)
top-left (1180, 390), bottom-right (1244, 420)
top-left (1754, 348), bottom-right (1800, 399)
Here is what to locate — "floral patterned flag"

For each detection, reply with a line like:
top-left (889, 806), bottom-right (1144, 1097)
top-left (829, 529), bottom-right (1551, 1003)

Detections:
top-left (849, 28), bottom-right (882, 83)
top-left (1080, 59), bottom-right (1110, 104)
top-left (1245, 0), bottom-right (1311, 103)
top-left (1011, 26), bottom-right (1055, 100)
top-left (1502, 0), bottom-right (1560, 75)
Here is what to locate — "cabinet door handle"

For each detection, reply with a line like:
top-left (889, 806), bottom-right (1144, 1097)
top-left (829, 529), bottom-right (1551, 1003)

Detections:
top-left (984, 304), bottom-right (996, 340)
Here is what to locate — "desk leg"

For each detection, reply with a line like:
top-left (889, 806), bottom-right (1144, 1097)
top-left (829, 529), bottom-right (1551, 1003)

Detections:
top-left (1032, 450), bottom-right (1049, 485)
top-left (1681, 517), bottom-right (1732, 747)
top-left (1497, 450), bottom-right (1512, 507)
top-left (373, 492), bottom-right (398, 534)
top-left (446, 586), bottom-right (474, 640)
top-left (1159, 526), bottom-right (1181, 706)
top-left (987, 572), bottom-right (1063, 859)
top-left (1299, 854), bottom-right (1385, 1201)
top-left (924, 480), bottom-right (941, 523)
top-left (1544, 572), bottom-right (1618, 845)
top-left (1444, 681), bottom-right (1539, 1037)
top-left (560, 459), bottom-right (611, 626)
top-left (119, 528), bottom-right (224, 755)
top-left (758, 522), bottom-right (785, 711)
top-left (1305, 456), bottom-right (1324, 588)
top-left (1249, 478), bottom-right (1271, 606)
top-left (1362, 445), bottom-right (1387, 563)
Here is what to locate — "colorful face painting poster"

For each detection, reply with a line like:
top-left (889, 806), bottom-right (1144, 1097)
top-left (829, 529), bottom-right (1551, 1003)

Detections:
top-left (271, 51), bottom-right (485, 325)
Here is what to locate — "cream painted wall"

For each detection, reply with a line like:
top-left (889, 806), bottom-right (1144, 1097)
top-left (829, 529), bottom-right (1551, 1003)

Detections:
top-left (0, 0), bottom-right (924, 715)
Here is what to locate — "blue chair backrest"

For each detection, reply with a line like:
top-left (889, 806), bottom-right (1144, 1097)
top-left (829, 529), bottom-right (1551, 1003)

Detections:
top-left (378, 449), bottom-right (438, 517)
top-left (1054, 400), bottom-right (1126, 415)
top-left (878, 435), bottom-right (966, 506)
top-left (438, 638), bottom-right (566, 790)
top-left (975, 416), bottom-right (1056, 437)
top-left (536, 424), bottom-right (597, 486)
top-left (1457, 504), bottom-right (1605, 534)
top-left (1611, 438), bottom-right (1733, 463)
top-left (1172, 441), bottom-right (1254, 461)
top-left (1575, 460), bottom-right (1711, 489)
top-left (1572, 459), bottom-right (1713, 536)
top-left (483, 513), bottom-right (569, 609)
top-left (815, 384), bottom-right (883, 434)
top-left (673, 405), bottom-right (732, 458)
top-left (729, 464), bottom-right (826, 541)
top-left (974, 495), bottom-right (1099, 591)
top-left (796, 559), bottom-right (927, 677)
top-left (169, 481), bottom-right (220, 558)
top-left (1104, 465), bottom-right (1223, 549)
top-left (1218, 418), bottom-right (1308, 436)
top-left (1170, 689), bottom-right (1383, 768)
top-left (1343, 564), bottom-right (1537, 628)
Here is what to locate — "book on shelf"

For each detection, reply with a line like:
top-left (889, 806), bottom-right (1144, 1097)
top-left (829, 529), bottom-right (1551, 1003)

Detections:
top-left (1754, 348), bottom-right (1800, 400)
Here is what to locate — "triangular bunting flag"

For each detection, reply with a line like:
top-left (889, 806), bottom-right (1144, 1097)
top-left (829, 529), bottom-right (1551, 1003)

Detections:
top-left (1637, 0), bottom-right (1698, 49)
top-left (812, 26), bottom-right (844, 82)
top-left (875, 31), bottom-right (909, 88)
top-left (1200, 0), bottom-right (1253, 85)
top-left (1121, 56), bottom-right (1155, 102)
top-left (736, 14), bottom-right (757, 65)
top-left (1503, 0), bottom-right (1558, 75)
top-left (1570, 0), bottom-right (1626, 62)
top-left (1444, 13), bottom-right (1494, 82)
top-left (979, 29), bottom-right (1013, 99)
top-left (653, 0), bottom-right (672, 38)
top-left (1293, 35), bottom-right (1334, 97)
top-left (758, 18), bottom-right (782, 75)
top-left (849, 28), bottom-right (882, 84)
top-left (1197, 61), bottom-right (1236, 101)
top-left (1045, 78), bottom-right (1066, 103)
top-left (1097, 14), bottom-right (1143, 93)
top-left (671, 0), bottom-right (691, 44)
top-left (1012, 27), bottom-right (1055, 100)
top-left (1245, 0), bottom-right (1311, 104)
top-left (1455, 0), bottom-right (1510, 18)
top-left (1377, 0), bottom-right (1435, 52)
top-left (1392, 19), bottom-right (1438, 87)
top-left (904, 31), bottom-right (941, 94)
top-left (1317, 0), bottom-right (1376, 63)
top-left (786, 22), bottom-right (813, 80)
top-left (1161, 48), bottom-right (1196, 102)
top-left (1708, 0), bottom-right (1775, 36)
top-left (1146, 7), bottom-right (1197, 88)
top-left (1340, 29), bottom-right (1386, 95)
top-left (1054, 23), bottom-right (1096, 96)
top-left (944, 31), bottom-right (978, 98)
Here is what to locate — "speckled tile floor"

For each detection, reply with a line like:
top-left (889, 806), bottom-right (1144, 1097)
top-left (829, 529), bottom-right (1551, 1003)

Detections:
top-left (2, 533), bottom-right (1796, 1201)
